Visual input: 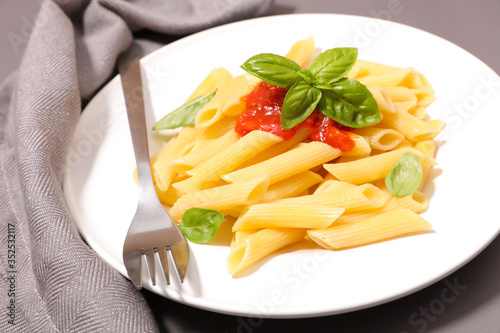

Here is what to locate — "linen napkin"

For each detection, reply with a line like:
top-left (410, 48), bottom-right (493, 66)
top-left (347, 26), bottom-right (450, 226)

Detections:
top-left (0, 0), bottom-right (273, 332)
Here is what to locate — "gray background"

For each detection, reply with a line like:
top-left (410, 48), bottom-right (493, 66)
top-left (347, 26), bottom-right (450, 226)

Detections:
top-left (1, 0), bottom-right (500, 332)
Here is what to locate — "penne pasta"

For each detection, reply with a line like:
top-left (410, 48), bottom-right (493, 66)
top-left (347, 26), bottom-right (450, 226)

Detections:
top-left (195, 75), bottom-right (258, 128)
top-left (342, 133), bottom-right (371, 156)
top-left (323, 148), bottom-right (437, 185)
top-left (169, 129), bottom-right (239, 174)
top-left (353, 126), bottom-right (405, 151)
top-left (414, 140), bottom-right (437, 191)
top-left (276, 183), bottom-right (391, 212)
top-left (381, 108), bottom-right (445, 142)
top-left (227, 228), bottom-right (306, 276)
top-left (196, 116), bottom-right (238, 140)
top-left (222, 141), bottom-right (341, 185)
top-left (187, 130), bottom-right (283, 181)
top-left (169, 175), bottom-right (270, 221)
top-left (152, 126), bottom-right (196, 191)
top-left (366, 86), bottom-right (396, 114)
top-left (335, 191), bottom-right (429, 223)
top-left (260, 171), bottom-right (323, 202)
top-left (184, 67), bottom-right (233, 103)
top-left (307, 208), bottom-right (432, 250)
top-left (356, 67), bottom-right (414, 87)
top-left (232, 203), bottom-right (344, 231)
top-left (285, 36), bottom-right (316, 68)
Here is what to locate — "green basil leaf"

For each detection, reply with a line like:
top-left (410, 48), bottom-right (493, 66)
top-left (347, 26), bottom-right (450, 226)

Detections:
top-left (281, 79), bottom-right (322, 129)
top-left (178, 208), bottom-right (224, 244)
top-left (385, 152), bottom-right (424, 197)
top-left (318, 78), bottom-right (380, 128)
top-left (153, 89), bottom-right (216, 130)
top-left (309, 48), bottom-right (358, 83)
top-left (312, 78), bottom-right (333, 91)
top-left (296, 69), bottom-right (314, 85)
top-left (241, 53), bottom-right (302, 88)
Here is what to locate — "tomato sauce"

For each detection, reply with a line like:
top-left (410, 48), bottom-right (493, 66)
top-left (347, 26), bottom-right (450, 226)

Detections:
top-left (234, 81), bottom-right (354, 152)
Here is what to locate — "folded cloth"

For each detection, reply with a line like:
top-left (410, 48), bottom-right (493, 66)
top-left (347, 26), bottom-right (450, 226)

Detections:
top-left (0, 0), bottom-right (273, 332)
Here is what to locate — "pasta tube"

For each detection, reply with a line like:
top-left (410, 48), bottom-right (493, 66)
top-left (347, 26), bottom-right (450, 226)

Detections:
top-left (307, 208), bottom-right (432, 250)
top-left (232, 203), bottom-right (344, 231)
top-left (227, 228), bottom-right (306, 276)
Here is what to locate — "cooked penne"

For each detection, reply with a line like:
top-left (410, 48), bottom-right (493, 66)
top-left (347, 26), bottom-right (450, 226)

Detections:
top-left (237, 128), bottom-right (310, 169)
top-left (366, 86), bottom-right (396, 114)
top-left (356, 67), bottom-right (414, 87)
top-left (381, 108), bottom-right (445, 142)
top-left (260, 171), bottom-right (323, 202)
top-left (187, 130), bottom-right (283, 181)
top-left (412, 88), bottom-right (436, 108)
top-left (382, 86), bottom-right (418, 105)
top-left (414, 140), bottom-right (437, 191)
top-left (342, 133), bottom-right (371, 156)
top-left (313, 179), bottom-right (358, 194)
top-left (232, 203), bottom-right (344, 231)
top-left (276, 183), bottom-right (390, 212)
top-left (285, 36), bottom-right (316, 68)
top-left (323, 148), bottom-right (437, 185)
top-left (196, 116), bottom-right (238, 140)
top-left (184, 67), bottom-right (233, 103)
top-left (171, 174), bottom-right (218, 195)
top-left (335, 191), bottom-right (429, 223)
top-left (169, 129), bottom-right (239, 174)
top-left (169, 175), bottom-right (270, 221)
top-left (401, 69), bottom-right (433, 90)
top-left (307, 208), bottom-right (432, 250)
top-left (152, 126), bottom-right (196, 191)
top-left (222, 141), bottom-right (341, 184)
top-left (408, 106), bottom-right (428, 120)
top-left (348, 59), bottom-right (399, 78)
top-left (227, 228), bottom-right (306, 276)
top-left (195, 75), bottom-right (257, 128)
top-left (353, 127), bottom-right (404, 151)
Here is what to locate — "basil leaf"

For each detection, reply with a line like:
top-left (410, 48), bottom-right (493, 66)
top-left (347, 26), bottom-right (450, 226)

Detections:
top-left (296, 69), bottom-right (314, 85)
top-left (178, 208), bottom-right (224, 244)
top-left (318, 78), bottom-right (380, 128)
top-left (385, 152), bottom-right (424, 197)
top-left (281, 80), bottom-right (322, 129)
top-left (152, 89), bottom-right (216, 130)
top-left (312, 78), bottom-right (334, 91)
top-left (241, 53), bottom-right (301, 88)
top-left (309, 48), bottom-right (358, 83)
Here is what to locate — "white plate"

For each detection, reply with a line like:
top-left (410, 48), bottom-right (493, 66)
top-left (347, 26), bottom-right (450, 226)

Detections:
top-left (63, 14), bottom-right (500, 318)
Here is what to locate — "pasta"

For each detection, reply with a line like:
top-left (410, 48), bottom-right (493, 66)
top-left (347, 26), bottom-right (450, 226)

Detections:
top-left (144, 37), bottom-right (444, 277)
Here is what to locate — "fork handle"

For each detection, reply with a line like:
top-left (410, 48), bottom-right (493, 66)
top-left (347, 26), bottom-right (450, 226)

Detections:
top-left (119, 54), bottom-right (156, 196)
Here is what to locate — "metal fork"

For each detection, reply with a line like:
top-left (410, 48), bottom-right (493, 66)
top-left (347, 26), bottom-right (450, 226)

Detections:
top-left (119, 51), bottom-right (189, 289)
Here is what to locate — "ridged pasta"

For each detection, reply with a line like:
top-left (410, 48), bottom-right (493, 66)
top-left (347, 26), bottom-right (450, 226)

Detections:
top-left (307, 208), bottom-right (432, 250)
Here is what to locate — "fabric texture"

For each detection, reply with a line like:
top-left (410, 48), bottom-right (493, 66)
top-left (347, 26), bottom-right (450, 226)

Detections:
top-left (0, 0), bottom-right (273, 332)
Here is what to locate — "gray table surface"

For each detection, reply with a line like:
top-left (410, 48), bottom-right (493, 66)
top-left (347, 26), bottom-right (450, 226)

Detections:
top-left (2, 1), bottom-right (500, 332)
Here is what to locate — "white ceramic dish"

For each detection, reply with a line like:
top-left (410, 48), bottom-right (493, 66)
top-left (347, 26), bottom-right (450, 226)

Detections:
top-left (63, 14), bottom-right (500, 318)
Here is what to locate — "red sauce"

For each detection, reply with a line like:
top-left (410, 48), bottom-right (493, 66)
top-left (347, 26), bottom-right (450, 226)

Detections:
top-left (235, 81), bottom-right (355, 152)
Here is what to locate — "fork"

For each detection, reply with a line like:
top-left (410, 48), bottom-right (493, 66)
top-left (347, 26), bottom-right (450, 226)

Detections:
top-left (119, 51), bottom-right (189, 289)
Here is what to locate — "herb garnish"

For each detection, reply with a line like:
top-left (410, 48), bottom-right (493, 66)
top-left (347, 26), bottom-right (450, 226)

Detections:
top-left (153, 89), bottom-right (217, 130)
top-left (178, 208), bottom-right (224, 243)
top-left (385, 152), bottom-right (424, 197)
top-left (241, 48), bottom-right (380, 129)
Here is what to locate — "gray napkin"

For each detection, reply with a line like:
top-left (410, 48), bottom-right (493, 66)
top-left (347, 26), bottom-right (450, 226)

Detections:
top-left (0, 0), bottom-right (273, 332)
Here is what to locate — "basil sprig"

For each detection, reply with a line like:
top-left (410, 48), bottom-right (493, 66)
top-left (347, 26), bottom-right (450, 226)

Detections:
top-left (178, 208), bottom-right (224, 243)
top-left (241, 48), bottom-right (380, 129)
top-left (385, 152), bottom-right (424, 197)
top-left (152, 89), bottom-right (216, 130)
